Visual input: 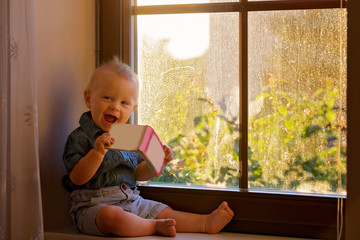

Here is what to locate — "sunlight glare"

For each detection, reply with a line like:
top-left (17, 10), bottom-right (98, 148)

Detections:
top-left (137, 1), bottom-right (210, 60)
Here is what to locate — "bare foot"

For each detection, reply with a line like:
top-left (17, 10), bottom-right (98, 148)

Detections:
top-left (156, 219), bottom-right (176, 237)
top-left (205, 202), bottom-right (234, 234)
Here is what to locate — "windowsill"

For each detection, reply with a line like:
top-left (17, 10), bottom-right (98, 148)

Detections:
top-left (45, 230), bottom-right (317, 240)
top-left (138, 181), bottom-right (346, 199)
top-left (137, 182), bottom-right (344, 240)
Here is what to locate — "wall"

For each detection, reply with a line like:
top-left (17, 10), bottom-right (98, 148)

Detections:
top-left (32, 0), bottom-right (360, 237)
top-left (346, 0), bottom-right (360, 239)
top-left (34, 0), bottom-right (95, 231)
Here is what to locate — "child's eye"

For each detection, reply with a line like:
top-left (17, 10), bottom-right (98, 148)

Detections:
top-left (121, 101), bottom-right (129, 105)
top-left (103, 96), bottom-right (112, 101)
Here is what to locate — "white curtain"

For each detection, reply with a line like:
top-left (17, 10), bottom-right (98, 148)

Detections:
top-left (0, 0), bottom-right (44, 239)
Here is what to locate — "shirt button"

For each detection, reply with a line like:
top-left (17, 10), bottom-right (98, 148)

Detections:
top-left (104, 160), bottom-right (108, 166)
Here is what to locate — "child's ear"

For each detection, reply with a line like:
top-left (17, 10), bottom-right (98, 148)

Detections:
top-left (84, 90), bottom-right (91, 109)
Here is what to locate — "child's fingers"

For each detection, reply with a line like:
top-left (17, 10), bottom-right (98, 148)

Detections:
top-left (162, 145), bottom-right (174, 165)
top-left (95, 133), bottom-right (114, 149)
top-left (163, 145), bottom-right (168, 152)
top-left (163, 145), bottom-right (172, 154)
top-left (167, 151), bottom-right (174, 159)
top-left (163, 145), bottom-right (170, 155)
top-left (104, 136), bottom-right (115, 147)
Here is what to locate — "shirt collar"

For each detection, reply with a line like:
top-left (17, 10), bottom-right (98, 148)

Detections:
top-left (79, 111), bottom-right (105, 140)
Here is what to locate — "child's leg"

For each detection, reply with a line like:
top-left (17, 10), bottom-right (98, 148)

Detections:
top-left (156, 201), bottom-right (234, 234)
top-left (96, 205), bottom-right (176, 237)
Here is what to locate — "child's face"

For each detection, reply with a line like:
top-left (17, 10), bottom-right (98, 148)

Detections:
top-left (84, 68), bottom-right (138, 132)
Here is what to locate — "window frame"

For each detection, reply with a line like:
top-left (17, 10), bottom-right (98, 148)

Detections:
top-left (97, 1), bottom-right (349, 239)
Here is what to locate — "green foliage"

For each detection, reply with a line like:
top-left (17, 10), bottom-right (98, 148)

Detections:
top-left (152, 74), bottom-right (346, 193)
top-left (139, 38), bottom-right (240, 187)
top-left (248, 78), bottom-right (346, 192)
top-left (153, 97), bottom-right (240, 187)
top-left (138, 38), bottom-right (207, 142)
top-left (138, 13), bottom-right (347, 193)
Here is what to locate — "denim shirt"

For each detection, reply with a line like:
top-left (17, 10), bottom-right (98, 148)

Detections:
top-left (62, 111), bottom-right (143, 192)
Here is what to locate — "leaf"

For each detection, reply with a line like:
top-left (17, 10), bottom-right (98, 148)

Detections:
top-left (325, 111), bottom-right (336, 122)
top-left (256, 92), bottom-right (271, 101)
top-left (290, 180), bottom-right (302, 190)
top-left (302, 124), bottom-right (322, 138)
top-left (284, 120), bottom-right (295, 131)
top-left (278, 105), bottom-right (287, 116)
top-left (194, 116), bottom-right (202, 126)
top-left (294, 155), bottom-right (303, 165)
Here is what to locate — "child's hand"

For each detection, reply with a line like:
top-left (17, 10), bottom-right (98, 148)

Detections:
top-left (163, 145), bottom-right (174, 165)
top-left (94, 133), bottom-right (115, 155)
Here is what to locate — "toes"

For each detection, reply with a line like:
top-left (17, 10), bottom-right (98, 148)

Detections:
top-left (167, 219), bottom-right (176, 226)
top-left (227, 208), bottom-right (235, 217)
top-left (220, 201), bottom-right (228, 209)
top-left (220, 202), bottom-right (234, 217)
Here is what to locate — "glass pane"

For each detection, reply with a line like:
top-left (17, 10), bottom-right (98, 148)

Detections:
top-left (137, 12), bottom-right (239, 188)
top-left (248, 9), bottom-right (347, 194)
top-left (136, 0), bottom-right (238, 6)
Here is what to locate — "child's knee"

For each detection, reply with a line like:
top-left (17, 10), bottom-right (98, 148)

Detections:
top-left (96, 206), bottom-right (127, 233)
top-left (156, 206), bottom-right (174, 219)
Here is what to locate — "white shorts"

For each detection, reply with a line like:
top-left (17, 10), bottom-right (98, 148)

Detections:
top-left (69, 184), bottom-right (168, 236)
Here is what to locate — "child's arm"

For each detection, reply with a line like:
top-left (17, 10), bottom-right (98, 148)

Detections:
top-left (69, 133), bottom-right (114, 185)
top-left (135, 145), bottom-right (173, 181)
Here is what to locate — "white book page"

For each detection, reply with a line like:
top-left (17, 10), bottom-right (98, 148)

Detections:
top-left (146, 135), bottom-right (165, 172)
top-left (108, 124), bottom-right (145, 151)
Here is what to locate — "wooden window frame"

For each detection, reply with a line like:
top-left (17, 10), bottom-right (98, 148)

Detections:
top-left (96, 1), bottom-right (357, 239)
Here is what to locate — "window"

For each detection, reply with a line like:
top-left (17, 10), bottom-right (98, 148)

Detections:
top-left (134, 1), bottom-right (347, 194)
top-left (98, 0), bottom-right (347, 238)
top-left (137, 10), bottom-right (240, 188)
top-left (247, 9), bottom-right (347, 193)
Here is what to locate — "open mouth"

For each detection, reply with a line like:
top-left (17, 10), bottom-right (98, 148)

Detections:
top-left (104, 114), bottom-right (118, 124)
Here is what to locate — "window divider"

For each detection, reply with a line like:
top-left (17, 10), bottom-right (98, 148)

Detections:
top-left (132, 0), bottom-right (347, 16)
top-left (240, 5), bottom-right (248, 190)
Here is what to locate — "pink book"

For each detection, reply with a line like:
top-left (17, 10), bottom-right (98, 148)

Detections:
top-left (108, 124), bottom-right (165, 177)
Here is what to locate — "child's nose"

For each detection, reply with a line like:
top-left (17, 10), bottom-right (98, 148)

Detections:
top-left (110, 102), bottom-right (121, 111)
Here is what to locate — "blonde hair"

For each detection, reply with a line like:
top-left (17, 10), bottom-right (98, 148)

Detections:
top-left (86, 56), bottom-right (139, 103)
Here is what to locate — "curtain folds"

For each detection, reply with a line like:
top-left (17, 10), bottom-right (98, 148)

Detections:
top-left (0, 0), bottom-right (44, 239)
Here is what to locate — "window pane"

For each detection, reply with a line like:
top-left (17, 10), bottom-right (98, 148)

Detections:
top-left (137, 12), bottom-right (239, 188)
top-left (136, 0), bottom-right (238, 6)
top-left (248, 9), bottom-right (347, 194)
